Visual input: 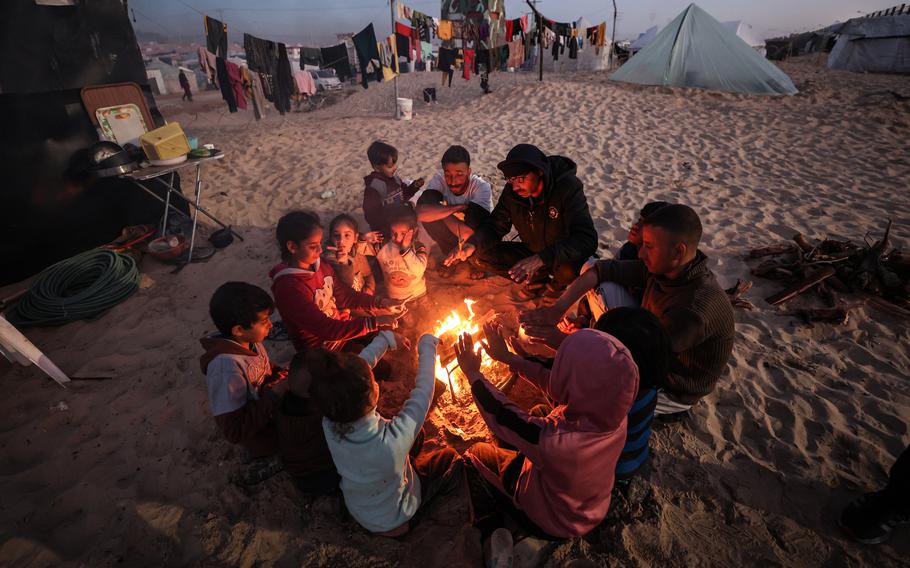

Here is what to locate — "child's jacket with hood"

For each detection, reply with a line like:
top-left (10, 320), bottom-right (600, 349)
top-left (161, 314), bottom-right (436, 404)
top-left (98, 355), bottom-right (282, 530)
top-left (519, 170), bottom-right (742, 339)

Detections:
top-left (270, 258), bottom-right (381, 351)
top-left (468, 329), bottom-right (639, 538)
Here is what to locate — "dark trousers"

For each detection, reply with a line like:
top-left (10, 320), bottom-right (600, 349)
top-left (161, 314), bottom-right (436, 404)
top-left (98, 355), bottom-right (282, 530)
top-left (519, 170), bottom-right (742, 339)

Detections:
top-left (466, 442), bottom-right (556, 541)
top-left (474, 241), bottom-right (586, 287)
top-left (418, 194), bottom-right (491, 256)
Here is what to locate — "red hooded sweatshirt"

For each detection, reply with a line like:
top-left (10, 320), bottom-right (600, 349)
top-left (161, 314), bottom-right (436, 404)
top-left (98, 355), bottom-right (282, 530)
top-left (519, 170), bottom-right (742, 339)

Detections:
top-left (269, 258), bottom-right (381, 351)
top-left (467, 329), bottom-right (639, 538)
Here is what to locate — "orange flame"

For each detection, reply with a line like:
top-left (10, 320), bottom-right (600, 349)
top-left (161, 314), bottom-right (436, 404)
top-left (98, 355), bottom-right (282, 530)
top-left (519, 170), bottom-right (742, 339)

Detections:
top-left (434, 299), bottom-right (495, 396)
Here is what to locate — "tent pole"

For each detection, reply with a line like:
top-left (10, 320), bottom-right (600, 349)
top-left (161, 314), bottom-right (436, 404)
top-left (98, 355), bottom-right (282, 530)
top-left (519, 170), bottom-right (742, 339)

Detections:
top-left (610, 0), bottom-right (618, 69)
top-left (391, 0), bottom-right (399, 117)
top-left (526, 0), bottom-right (542, 81)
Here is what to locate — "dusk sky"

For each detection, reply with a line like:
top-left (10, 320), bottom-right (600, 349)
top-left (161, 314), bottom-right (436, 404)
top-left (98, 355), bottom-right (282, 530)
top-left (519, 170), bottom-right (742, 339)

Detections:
top-left (130, 0), bottom-right (900, 45)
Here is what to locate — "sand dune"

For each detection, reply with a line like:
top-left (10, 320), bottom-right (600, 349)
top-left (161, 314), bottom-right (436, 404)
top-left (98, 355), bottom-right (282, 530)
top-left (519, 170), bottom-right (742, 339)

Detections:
top-left (1, 60), bottom-right (909, 567)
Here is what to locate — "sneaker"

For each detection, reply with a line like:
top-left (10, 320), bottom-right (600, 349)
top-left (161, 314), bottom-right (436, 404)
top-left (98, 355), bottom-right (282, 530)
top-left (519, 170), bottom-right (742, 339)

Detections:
top-left (484, 527), bottom-right (513, 568)
top-left (839, 490), bottom-right (910, 544)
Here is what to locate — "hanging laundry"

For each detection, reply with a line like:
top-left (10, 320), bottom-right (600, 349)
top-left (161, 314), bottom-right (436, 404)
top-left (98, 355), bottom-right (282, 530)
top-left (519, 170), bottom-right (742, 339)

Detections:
top-left (204, 16), bottom-right (228, 58)
top-left (197, 47), bottom-right (217, 85)
top-left (320, 43), bottom-right (353, 80)
top-left (462, 48), bottom-right (474, 80)
top-left (353, 23), bottom-right (382, 88)
top-left (475, 48), bottom-right (490, 74)
top-left (395, 21), bottom-right (414, 37)
top-left (506, 20), bottom-right (513, 40)
top-left (225, 59), bottom-right (247, 110)
top-left (215, 57), bottom-right (237, 112)
top-left (569, 37), bottom-right (579, 59)
top-left (395, 33), bottom-right (411, 62)
top-left (421, 41), bottom-right (433, 62)
top-left (273, 42), bottom-right (294, 114)
top-left (438, 46), bottom-right (457, 72)
top-left (241, 66), bottom-right (266, 120)
top-left (437, 19), bottom-right (453, 40)
top-left (300, 47), bottom-right (322, 68)
top-left (293, 70), bottom-right (316, 96)
top-left (499, 44), bottom-right (510, 70)
top-left (397, 2), bottom-right (413, 21)
top-left (508, 38), bottom-right (524, 68)
top-left (380, 35), bottom-right (399, 82)
top-left (520, 14), bottom-right (529, 33)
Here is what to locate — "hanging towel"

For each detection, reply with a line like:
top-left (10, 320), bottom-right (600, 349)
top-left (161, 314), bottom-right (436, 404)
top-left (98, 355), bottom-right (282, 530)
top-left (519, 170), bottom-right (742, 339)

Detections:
top-left (462, 48), bottom-right (474, 80)
top-left (353, 23), bottom-right (382, 88)
top-left (320, 43), bottom-right (353, 81)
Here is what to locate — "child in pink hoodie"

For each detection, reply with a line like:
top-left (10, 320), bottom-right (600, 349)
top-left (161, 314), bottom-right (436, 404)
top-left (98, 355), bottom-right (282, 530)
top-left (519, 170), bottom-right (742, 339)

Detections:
top-left (270, 210), bottom-right (404, 351)
top-left (455, 325), bottom-right (639, 540)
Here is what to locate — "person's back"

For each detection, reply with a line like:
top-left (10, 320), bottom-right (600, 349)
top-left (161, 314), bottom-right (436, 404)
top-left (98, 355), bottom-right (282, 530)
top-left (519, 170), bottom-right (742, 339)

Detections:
top-left (467, 328), bottom-right (638, 538)
top-left (313, 334), bottom-right (442, 534)
top-left (594, 307), bottom-right (672, 481)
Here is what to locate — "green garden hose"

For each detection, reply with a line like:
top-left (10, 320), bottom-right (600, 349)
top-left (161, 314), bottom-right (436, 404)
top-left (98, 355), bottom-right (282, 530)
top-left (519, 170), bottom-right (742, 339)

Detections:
top-left (7, 249), bottom-right (141, 327)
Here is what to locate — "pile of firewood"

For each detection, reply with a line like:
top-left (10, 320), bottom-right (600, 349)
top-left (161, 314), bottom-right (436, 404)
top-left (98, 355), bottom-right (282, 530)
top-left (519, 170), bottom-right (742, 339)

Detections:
top-left (743, 220), bottom-right (910, 324)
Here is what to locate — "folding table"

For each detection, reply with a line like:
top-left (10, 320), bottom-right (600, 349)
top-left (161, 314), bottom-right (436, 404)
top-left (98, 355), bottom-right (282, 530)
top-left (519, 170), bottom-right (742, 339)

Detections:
top-left (120, 152), bottom-right (242, 267)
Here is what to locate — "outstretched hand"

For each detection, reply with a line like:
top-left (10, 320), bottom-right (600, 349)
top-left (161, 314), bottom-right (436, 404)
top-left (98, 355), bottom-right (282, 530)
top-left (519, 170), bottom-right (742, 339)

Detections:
top-left (521, 323), bottom-right (569, 350)
top-left (518, 304), bottom-right (564, 327)
top-left (481, 322), bottom-right (513, 363)
top-left (454, 332), bottom-right (482, 377)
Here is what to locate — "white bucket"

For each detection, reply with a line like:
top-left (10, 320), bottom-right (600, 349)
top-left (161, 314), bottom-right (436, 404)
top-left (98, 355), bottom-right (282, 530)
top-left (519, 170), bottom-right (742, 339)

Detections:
top-left (396, 97), bottom-right (413, 120)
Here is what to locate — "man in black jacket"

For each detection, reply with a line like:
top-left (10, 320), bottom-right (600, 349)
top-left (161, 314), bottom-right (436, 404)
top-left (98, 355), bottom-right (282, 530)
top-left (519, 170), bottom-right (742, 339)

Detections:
top-left (444, 144), bottom-right (597, 292)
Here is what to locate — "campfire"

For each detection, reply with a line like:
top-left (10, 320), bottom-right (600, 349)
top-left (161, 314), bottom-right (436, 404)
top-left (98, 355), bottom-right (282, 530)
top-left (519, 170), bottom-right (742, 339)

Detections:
top-left (429, 299), bottom-right (515, 441)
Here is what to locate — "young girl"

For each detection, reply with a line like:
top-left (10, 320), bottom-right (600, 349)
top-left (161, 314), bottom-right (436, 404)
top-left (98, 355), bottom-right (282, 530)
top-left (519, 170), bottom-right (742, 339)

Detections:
top-left (455, 324), bottom-right (639, 540)
top-left (269, 210), bottom-right (404, 351)
top-left (324, 214), bottom-right (381, 296)
top-left (376, 205), bottom-right (428, 302)
top-left (309, 333), bottom-right (463, 536)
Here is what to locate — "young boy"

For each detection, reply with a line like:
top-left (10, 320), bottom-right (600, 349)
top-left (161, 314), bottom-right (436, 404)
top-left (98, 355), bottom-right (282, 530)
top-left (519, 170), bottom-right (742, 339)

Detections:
top-left (200, 282), bottom-right (288, 481)
top-left (377, 205), bottom-right (428, 302)
top-left (362, 140), bottom-right (425, 236)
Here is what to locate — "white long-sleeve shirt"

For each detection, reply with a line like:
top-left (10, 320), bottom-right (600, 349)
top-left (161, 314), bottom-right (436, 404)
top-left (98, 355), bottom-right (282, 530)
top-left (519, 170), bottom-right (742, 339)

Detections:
top-left (376, 240), bottom-right (428, 300)
top-left (323, 333), bottom-right (439, 533)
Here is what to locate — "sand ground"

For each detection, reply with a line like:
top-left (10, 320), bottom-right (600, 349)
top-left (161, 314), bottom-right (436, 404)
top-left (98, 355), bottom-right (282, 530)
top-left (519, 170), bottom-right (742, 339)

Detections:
top-left (2, 60), bottom-right (909, 567)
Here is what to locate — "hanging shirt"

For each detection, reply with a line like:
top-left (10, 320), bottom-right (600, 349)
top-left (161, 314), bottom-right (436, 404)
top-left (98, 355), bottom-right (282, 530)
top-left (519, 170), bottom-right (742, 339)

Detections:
top-left (204, 16), bottom-right (228, 58)
top-left (437, 19), bottom-right (454, 40)
top-left (462, 48), bottom-right (474, 80)
top-left (353, 23), bottom-right (382, 88)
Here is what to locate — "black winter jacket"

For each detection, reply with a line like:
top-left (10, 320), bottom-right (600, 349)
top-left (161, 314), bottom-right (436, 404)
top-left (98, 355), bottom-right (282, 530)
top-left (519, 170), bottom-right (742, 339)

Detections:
top-left (471, 152), bottom-right (597, 266)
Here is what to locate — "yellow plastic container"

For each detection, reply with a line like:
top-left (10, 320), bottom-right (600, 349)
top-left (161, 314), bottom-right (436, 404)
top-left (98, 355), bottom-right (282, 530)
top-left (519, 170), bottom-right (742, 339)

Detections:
top-left (140, 122), bottom-right (190, 161)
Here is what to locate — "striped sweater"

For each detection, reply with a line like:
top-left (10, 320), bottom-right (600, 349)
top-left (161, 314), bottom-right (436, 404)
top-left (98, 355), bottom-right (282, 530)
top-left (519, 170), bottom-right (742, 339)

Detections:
top-left (595, 252), bottom-right (735, 404)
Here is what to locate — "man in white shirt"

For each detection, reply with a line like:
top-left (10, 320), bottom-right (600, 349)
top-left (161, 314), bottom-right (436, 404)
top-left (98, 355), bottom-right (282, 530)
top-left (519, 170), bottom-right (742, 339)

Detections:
top-left (416, 145), bottom-right (493, 278)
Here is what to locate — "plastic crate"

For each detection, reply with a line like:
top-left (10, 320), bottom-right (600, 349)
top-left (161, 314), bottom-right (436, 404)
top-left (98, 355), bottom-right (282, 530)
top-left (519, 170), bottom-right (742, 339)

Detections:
top-left (140, 122), bottom-right (190, 161)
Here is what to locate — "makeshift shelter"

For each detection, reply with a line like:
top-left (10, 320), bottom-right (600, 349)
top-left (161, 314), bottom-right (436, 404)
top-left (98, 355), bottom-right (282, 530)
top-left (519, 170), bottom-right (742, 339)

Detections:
top-left (630, 26), bottom-right (659, 53)
top-left (610, 4), bottom-right (798, 96)
top-left (766, 23), bottom-right (845, 61)
top-left (828, 14), bottom-right (910, 74)
top-left (723, 20), bottom-right (766, 56)
top-left (0, 0), bottom-right (174, 286)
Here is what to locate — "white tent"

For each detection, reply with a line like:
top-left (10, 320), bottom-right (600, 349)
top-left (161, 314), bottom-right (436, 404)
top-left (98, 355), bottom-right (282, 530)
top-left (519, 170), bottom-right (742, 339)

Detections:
top-left (630, 26), bottom-right (659, 53)
top-left (828, 14), bottom-right (910, 73)
top-left (723, 20), bottom-right (766, 56)
top-left (610, 3), bottom-right (798, 95)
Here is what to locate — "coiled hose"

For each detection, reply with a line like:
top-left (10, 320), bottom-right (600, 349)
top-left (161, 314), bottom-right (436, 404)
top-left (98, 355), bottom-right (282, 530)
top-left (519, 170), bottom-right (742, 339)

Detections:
top-left (7, 249), bottom-right (141, 327)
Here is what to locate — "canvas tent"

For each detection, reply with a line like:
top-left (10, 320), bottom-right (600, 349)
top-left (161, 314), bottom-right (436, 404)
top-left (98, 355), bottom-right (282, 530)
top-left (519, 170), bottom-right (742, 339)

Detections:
top-left (723, 21), bottom-right (766, 56)
top-left (828, 14), bottom-right (910, 73)
top-left (610, 4), bottom-right (798, 95)
top-left (630, 26), bottom-right (658, 53)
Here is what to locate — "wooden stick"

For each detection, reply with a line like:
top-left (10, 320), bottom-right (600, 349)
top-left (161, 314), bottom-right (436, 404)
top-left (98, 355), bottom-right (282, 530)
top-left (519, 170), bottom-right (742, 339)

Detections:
top-left (766, 266), bottom-right (836, 306)
top-left (860, 293), bottom-right (910, 320)
top-left (746, 243), bottom-right (798, 259)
